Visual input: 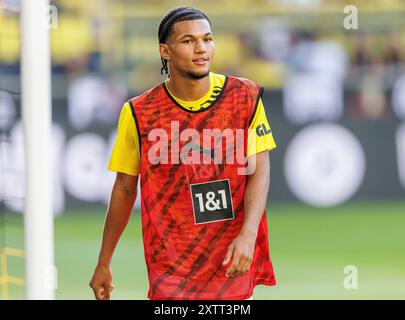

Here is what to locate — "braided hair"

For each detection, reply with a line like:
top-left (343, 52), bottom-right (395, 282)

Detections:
top-left (158, 7), bottom-right (212, 75)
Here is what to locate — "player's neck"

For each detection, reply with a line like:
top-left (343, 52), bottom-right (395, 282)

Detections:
top-left (166, 72), bottom-right (210, 102)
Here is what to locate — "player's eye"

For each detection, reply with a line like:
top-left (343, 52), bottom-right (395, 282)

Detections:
top-left (183, 39), bottom-right (193, 44)
top-left (205, 37), bottom-right (213, 42)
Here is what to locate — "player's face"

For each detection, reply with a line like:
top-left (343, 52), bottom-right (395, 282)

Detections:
top-left (160, 19), bottom-right (215, 79)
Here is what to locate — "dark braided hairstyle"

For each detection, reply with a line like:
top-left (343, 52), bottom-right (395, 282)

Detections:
top-left (158, 6), bottom-right (212, 75)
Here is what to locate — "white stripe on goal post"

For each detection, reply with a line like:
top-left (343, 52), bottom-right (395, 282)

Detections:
top-left (21, 0), bottom-right (55, 300)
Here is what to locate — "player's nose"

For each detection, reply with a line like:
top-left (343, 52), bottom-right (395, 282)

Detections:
top-left (194, 39), bottom-right (207, 53)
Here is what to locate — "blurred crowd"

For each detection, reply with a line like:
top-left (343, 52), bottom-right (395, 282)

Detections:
top-left (1, 0), bottom-right (405, 125)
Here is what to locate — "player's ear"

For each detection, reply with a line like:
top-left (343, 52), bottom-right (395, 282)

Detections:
top-left (159, 43), bottom-right (171, 61)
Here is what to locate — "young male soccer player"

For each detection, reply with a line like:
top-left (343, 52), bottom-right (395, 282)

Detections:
top-left (90, 6), bottom-right (277, 300)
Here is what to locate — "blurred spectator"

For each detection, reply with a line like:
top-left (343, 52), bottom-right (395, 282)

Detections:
top-left (347, 32), bottom-right (388, 120)
top-left (0, 90), bottom-right (16, 133)
top-left (259, 18), bottom-right (291, 62)
top-left (383, 31), bottom-right (405, 87)
top-left (287, 30), bottom-right (316, 72)
top-left (392, 74), bottom-right (405, 120)
top-left (283, 31), bottom-right (346, 124)
top-left (67, 75), bottom-right (127, 130)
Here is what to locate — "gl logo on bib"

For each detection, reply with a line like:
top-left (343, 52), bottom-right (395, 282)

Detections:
top-left (190, 179), bottom-right (234, 224)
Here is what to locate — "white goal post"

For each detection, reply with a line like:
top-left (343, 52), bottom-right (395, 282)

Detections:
top-left (21, 0), bottom-right (54, 300)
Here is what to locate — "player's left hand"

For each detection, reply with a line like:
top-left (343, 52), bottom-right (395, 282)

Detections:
top-left (222, 229), bottom-right (256, 277)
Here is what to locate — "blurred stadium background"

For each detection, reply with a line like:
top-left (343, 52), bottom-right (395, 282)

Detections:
top-left (0, 0), bottom-right (405, 299)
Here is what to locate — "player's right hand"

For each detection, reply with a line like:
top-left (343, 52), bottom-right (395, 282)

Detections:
top-left (89, 263), bottom-right (114, 300)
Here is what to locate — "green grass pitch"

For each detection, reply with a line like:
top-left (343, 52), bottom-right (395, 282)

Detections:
top-left (2, 200), bottom-right (405, 299)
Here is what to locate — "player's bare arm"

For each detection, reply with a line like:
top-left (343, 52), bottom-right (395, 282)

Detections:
top-left (89, 172), bottom-right (138, 300)
top-left (223, 151), bottom-right (271, 277)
